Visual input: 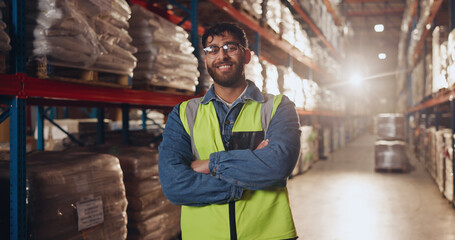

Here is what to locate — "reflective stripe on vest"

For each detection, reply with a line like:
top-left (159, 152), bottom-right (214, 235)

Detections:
top-left (179, 94), bottom-right (297, 240)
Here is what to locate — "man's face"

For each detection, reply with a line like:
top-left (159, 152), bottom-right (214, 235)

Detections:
top-left (204, 32), bottom-right (249, 88)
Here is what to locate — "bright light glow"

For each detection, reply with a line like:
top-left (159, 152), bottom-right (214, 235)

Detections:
top-left (350, 74), bottom-right (362, 86)
top-left (426, 23), bottom-right (432, 30)
top-left (374, 24), bottom-right (384, 32)
top-left (378, 53), bottom-right (387, 60)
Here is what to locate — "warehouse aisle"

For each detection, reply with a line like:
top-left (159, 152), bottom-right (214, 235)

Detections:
top-left (288, 134), bottom-right (455, 240)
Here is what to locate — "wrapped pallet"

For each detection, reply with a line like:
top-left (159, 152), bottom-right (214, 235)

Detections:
top-left (262, 0), bottom-right (281, 34)
top-left (0, 152), bottom-right (128, 239)
top-left (299, 126), bottom-right (318, 173)
top-left (374, 140), bottom-right (408, 171)
top-left (76, 145), bottom-right (181, 240)
top-left (443, 132), bottom-right (454, 203)
top-left (435, 129), bottom-right (451, 194)
top-left (375, 113), bottom-right (406, 141)
top-left (302, 79), bottom-right (320, 111)
top-left (261, 60), bottom-right (280, 95)
top-left (277, 66), bottom-right (304, 108)
top-left (129, 4), bottom-right (199, 92)
top-left (245, 53), bottom-right (264, 92)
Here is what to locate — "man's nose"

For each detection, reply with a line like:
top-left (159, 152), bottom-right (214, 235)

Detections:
top-left (217, 48), bottom-right (229, 60)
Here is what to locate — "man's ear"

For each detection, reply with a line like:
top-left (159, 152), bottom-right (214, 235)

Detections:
top-left (244, 49), bottom-right (251, 64)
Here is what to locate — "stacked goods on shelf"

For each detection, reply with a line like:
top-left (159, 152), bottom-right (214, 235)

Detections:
top-left (261, 60), bottom-right (280, 95)
top-left (322, 128), bottom-right (331, 157)
top-left (432, 26), bottom-right (449, 93)
top-left (262, 0), bottom-right (281, 34)
top-left (0, 0), bottom-right (10, 73)
top-left (443, 132), bottom-right (454, 202)
top-left (447, 28), bottom-right (455, 89)
top-left (425, 53), bottom-right (433, 97)
top-left (245, 53), bottom-right (264, 92)
top-left (89, 0), bottom-right (137, 77)
top-left (0, 152), bottom-right (128, 239)
top-left (297, 126), bottom-right (318, 174)
top-left (374, 114), bottom-right (408, 171)
top-left (278, 66), bottom-right (304, 109)
top-left (411, 60), bottom-right (424, 106)
top-left (407, 0), bottom-right (434, 66)
top-left (26, 0), bottom-right (137, 83)
top-left (129, 4), bottom-right (199, 92)
top-left (434, 129), bottom-right (451, 194)
top-left (78, 145), bottom-right (181, 240)
top-left (397, 0), bottom-right (415, 66)
top-left (424, 127), bottom-right (437, 179)
top-left (230, 0), bottom-right (262, 20)
top-left (302, 79), bottom-right (320, 111)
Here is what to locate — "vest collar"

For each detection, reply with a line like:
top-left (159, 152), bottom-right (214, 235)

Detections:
top-left (201, 80), bottom-right (265, 105)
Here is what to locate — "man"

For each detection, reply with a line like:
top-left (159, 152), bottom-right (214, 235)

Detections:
top-left (158, 22), bottom-right (301, 240)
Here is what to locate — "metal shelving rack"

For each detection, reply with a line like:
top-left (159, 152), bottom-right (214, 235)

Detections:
top-left (1, 0), bottom-right (361, 239)
top-left (402, 0), bottom-right (455, 208)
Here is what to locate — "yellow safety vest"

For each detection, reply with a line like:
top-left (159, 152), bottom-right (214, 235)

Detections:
top-left (179, 94), bottom-right (297, 240)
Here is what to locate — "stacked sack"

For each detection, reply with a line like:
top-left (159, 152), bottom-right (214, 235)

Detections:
top-left (0, 0), bottom-right (10, 73)
top-left (261, 60), bottom-right (279, 95)
top-left (277, 66), bottom-right (304, 109)
top-left (302, 79), bottom-right (320, 111)
top-left (27, 0), bottom-right (137, 76)
top-left (129, 4), bottom-right (199, 92)
top-left (0, 152), bottom-right (128, 239)
top-left (80, 145), bottom-right (181, 240)
top-left (443, 132), bottom-right (454, 203)
top-left (245, 53), bottom-right (264, 92)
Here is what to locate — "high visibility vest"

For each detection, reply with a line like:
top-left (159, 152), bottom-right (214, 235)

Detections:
top-left (179, 94), bottom-right (297, 240)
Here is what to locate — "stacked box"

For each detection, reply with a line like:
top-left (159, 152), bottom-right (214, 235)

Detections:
top-left (79, 145), bottom-right (181, 240)
top-left (0, 152), bottom-right (128, 239)
top-left (376, 114), bottom-right (406, 141)
top-left (425, 127), bottom-right (437, 180)
top-left (129, 4), bottom-right (199, 92)
top-left (375, 113), bottom-right (408, 171)
top-left (374, 141), bottom-right (408, 170)
top-left (298, 126), bottom-right (318, 174)
top-left (435, 129), bottom-right (451, 193)
top-left (432, 26), bottom-right (449, 93)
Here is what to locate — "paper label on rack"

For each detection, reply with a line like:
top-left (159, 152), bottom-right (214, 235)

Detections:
top-left (76, 196), bottom-right (104, 231)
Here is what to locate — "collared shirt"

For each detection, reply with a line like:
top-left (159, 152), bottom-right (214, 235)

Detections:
top-left (158, 80), bottom-right (301, 206)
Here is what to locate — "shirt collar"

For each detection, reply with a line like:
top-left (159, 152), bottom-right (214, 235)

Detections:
top-left (201, 80), bottom-right (265, 104)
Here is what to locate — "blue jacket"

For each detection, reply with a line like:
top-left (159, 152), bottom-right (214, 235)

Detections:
top-left (158, 80), bottom-right (301, 206)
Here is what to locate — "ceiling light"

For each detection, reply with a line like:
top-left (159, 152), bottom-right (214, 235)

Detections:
top-left (374, 24), bottom-right (384, 32)
top-left (350, 73), bottom-right (362, 86)
top-left (378, 53), bottom-right (387, 60)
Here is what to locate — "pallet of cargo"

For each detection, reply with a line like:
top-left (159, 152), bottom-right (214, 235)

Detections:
top-left (133, 83), bottom-right (195, 96)
top-left (374, 165), bottom-right (408, 173)
top-left (27, 60), bottom-right (130, 88)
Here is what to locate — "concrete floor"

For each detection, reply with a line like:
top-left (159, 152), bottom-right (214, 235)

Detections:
top-left (288, 134), bottom-right (455, 240)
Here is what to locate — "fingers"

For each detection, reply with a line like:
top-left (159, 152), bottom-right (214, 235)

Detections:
top-left (256, 139), bottom-right (270, 150)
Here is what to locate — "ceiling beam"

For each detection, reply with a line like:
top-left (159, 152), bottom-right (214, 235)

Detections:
top-left (346, 8), bottom-right (404, 17)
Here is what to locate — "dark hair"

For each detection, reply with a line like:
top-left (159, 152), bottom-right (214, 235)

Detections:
top-left (202, 22), bottom-right (248, 49)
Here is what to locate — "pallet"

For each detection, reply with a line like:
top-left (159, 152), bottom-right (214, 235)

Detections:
top-left (28, 60), bottom-right (130, 88)
top-left (134, 84), bottom-right (195, 96)
top-left (374, 165), bottom-right (408, 173)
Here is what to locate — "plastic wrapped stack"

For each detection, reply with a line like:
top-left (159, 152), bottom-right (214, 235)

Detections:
top-left (261, 60), bottom-right (280, 95)
top-left (26, 0), bottom-right (137, 77)
top-left (298, 126), bottom-right (318, 174)
top-left (424, 127), bottom-right (437, 179)
top-left (80, 145), bottom-right (181, 240)
top-left (89, 0), bottom-right (137, 76)
top-left (129, 4), bottom-right (199, 92)
top-left (262, 0), bottom-right (281, 34)
top-left (434, 129), bottom-right (451, 193)
top-left (432, 26), bottom-right (449, 93)
top-left (277, 66), bottom-right (304, 108)
top-left (374, 113), bottom-right (408, 171)
top-left (407, 0), bottom-right (433, 66)
top-left (411, 60), bottom-right (424, 106)
top-left (0, 152), bottom-right (128, 239)
top-left (0, 0), bottom-right (10, 73)
top-left (231, 0), bottom-right (262, 20)
top-left (443, 132), bottom-right (454, 202)
top-left (245, 53), bottom-right (264, 92)
top-left (424, 53), bottom-right (433, 97)
top-left (302, 79), bottom-right (320, 111)
top-left (322, 128), bottom-right (331, 158)
top-left (447, 28), bottom-right (455, 88)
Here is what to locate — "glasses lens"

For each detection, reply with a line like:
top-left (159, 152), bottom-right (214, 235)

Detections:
top-left (226, 43), bottom-right (239, 53)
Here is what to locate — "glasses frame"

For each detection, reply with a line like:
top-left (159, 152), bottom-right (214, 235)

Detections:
top-left (203, 42), bottom-right (246, 58)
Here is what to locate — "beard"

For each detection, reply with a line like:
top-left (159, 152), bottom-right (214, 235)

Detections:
top-left (207, 57), bottom-right (245, 87)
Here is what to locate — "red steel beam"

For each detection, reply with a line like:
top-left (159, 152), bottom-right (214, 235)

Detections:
top-left (346, 8), bottom-right (404, 17)
top-left (344, 0), bottom-right (404, 3)
top-left (322, 0), bottom-right (341, 26)
top-left (0, 74), bottom-right (196, 108)
top-left (407, 89), bottom-right (454, 113)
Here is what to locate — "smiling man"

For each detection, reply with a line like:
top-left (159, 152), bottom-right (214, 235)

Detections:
top-left (158, 22), bottom-right (301, 240)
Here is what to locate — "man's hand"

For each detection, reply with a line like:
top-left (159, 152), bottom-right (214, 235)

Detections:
top-left (191, 159), bottom-right (210, 174)
top-left (256, 139), bottom-right (269, 150)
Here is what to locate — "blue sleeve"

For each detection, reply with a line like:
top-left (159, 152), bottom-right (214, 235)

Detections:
top-left (208, 96), bottom-right (301, 190)
top-left (158, 104), bottom-right (244, 206)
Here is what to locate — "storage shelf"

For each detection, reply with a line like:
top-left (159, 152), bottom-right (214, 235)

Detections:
top-left (0, 74), bottom-right (195, 109)
top-left (407, 89), bottom-right (455, 113)
top-left (287, 0), bottom-right (340, 60)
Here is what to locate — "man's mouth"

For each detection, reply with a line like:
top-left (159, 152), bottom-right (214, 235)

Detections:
top-left (216, 63), bottom-right (233, 71)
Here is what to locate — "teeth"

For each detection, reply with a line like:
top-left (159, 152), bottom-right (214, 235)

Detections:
top-left (218, 65), bottom-right (231, 69)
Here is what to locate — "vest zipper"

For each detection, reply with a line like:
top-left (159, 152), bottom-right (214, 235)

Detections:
top-left (229, 201), bottom-right (237, 240)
